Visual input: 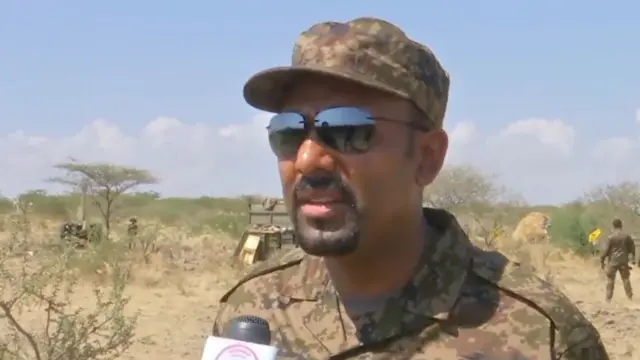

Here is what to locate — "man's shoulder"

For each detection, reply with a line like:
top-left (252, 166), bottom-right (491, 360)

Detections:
top-left (608, 231), bottom-right (631, 240)
top-left (472, 249), bottom-right (587, 325)
top-left (221, 247), bottom-right (306, 303)
top-left (212, 248), bottom-right (307, 336)
top-left (469, 249), bottom-right (601, 352)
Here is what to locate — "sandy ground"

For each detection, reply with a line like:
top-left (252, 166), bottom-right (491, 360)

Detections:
top-left (555, 263), bottom-right (640, 360)
top-left (121, 251), bottom-right (640, 359)
top-left (2, 228), bottom-right (640, 359)
top-left (118, 272), bottom-right (230, 359)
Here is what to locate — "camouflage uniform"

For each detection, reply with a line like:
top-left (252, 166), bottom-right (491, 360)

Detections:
top-left (600, 230), bottom-right (635, 301)
top-left (215, 17), bottom-right (609, 358)
top-left (215, 210), bottom-right (607, 359)
top-left (127, 218), bottom-right (138, 236)
top-left (127, 218), bottom-right (138, 250)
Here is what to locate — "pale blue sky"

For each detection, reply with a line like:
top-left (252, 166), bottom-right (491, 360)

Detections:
top-left (0, 2), bottom-right (638, 203)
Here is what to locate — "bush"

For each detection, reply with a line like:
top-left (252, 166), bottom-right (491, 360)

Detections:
top-left (0, 204), bottom-right (138, 360)
top-left (548, 205), bottom-right (595, 255)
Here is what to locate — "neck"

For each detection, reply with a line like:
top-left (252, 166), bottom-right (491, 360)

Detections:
top-left (324, 211), bottom-right (426, 298)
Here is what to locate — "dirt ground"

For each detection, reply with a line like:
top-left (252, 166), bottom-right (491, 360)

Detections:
top-left (121, 247), bottom-right (640, 359)
top-left (3, 230), bottom-right (640, 359)
top-left (554, 262), bottom-right (640, 360)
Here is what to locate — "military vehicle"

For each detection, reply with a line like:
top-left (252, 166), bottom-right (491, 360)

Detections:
top-left (234, 197), bottom-right (298, 265)
top-left (60, 222), bottom-right (103, 247)
top-left (59, 190), bottom-right (103, 247)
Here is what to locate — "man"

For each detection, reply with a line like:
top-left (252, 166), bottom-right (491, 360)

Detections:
top-left (127, 217), bottom-right (138, 235)
top-left (600, 218), bottom-right (635, 302)
top-left (214, 17), bottom-right (608, 358)
top-left (127, 217), bottom-right (138, 250)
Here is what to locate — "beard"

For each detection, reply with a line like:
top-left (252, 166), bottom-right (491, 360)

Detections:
top-left (290, 175), bottom-right (364, 257)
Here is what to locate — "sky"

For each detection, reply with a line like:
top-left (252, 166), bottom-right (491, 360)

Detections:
top-left (0, 1), bottom-right (638, 204)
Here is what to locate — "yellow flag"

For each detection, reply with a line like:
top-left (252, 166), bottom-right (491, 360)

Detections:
top-left (589, 228), bottom-right (602, 243)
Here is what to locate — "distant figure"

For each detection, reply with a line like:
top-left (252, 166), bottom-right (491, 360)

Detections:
top-left (600, 218), bottom-right (635, 301)
top-left (127, 217), bottom-right (138, 236)
top-left (127, 217), bottom-right (138, 250)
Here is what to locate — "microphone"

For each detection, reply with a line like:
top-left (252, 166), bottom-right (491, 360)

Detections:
top-left (201, 315), bottom-right (278, 360)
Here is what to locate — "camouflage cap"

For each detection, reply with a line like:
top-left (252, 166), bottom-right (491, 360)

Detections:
top-left (243, 17), bottom-right (450, 128)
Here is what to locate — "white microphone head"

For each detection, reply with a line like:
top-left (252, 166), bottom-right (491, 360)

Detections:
top-left (202, 316), bottom-right (277, 360)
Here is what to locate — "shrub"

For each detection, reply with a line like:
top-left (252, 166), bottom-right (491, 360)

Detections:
top-left (0, 201), bottom-right (138, 360)
top-left (548, 205), bottom-right (594, 255)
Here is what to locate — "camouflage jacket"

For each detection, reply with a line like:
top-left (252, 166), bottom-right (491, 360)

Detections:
top-left (213, 209), bottom-right (608, 359)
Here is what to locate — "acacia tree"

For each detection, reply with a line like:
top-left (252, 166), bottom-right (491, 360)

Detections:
top-left (582, 181), bottom-right (640, 215)
top-left (423, 165), bottom-right (504, 210)
top-left (423, 165), bottom-right (517, 248)
top-left (49, 161), bottom-right (158, 237)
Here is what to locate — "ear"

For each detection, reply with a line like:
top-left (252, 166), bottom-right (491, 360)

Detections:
top-left (415, 130), bottom-right (448, 187)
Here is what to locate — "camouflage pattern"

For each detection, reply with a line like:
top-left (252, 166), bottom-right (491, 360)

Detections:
top-left (242, 17), bottom-right (450, 129)
top-left (59, 222), bottom-right (103, 247)
top-left (214, 208), bottom-right (608, 359)
top-left (127, 217), bottom-right (138, 237)
top-left (600, 231), bottom-right (635, 300)
top-left (127, 217), bottom-right (138, 250)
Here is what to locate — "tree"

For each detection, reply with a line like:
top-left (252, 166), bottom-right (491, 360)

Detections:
top-left (49, 161), bottom-right (158, 237)
top-left (582, 181), bottom-right (640, 215)
top-left (423, 165), bottom-right (504, 210)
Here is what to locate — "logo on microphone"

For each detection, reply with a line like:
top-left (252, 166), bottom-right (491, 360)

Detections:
top-left (214, 344), bottom-right (259, 360)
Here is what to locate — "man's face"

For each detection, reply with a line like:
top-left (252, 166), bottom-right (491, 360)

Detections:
top-left (269, 75), bottom-right (447, 257)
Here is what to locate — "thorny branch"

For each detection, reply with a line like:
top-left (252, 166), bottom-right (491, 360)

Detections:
top-left (0, 199), bottom-right (137, 360)
top-left (0, 301), bottom-right (42, 360)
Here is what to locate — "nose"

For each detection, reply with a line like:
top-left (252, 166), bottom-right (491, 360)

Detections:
top-left (294, 137), bottom-right (338, 175)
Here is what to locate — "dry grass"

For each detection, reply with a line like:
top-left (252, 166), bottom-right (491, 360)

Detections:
top-left (470, 230), bottom-right (640, 360)
top-left (0, 214), bottom-right (244, 360)
top-left (1, 210), bottom-right (639, 360)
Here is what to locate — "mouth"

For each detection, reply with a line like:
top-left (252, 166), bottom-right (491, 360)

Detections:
top-left (299, 202), bottom-right (347, 218)
top-left (296, 189), bottom-right (348, 218)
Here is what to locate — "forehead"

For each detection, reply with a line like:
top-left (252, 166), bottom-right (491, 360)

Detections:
top-left (281, 74), bottom-right (405, 111)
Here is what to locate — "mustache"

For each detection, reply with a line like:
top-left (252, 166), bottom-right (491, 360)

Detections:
top-left (293, 174), bottom-right (356, 203)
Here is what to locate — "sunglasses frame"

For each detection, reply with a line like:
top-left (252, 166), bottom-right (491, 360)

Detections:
top-left (266, 106), bottom-right (432, 157)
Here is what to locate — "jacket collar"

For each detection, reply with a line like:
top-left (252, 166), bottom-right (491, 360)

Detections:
top-left (278, 208), bottom-right (473, 345)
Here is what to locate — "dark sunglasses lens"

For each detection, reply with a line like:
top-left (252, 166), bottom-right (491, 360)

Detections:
top-left (267, 107), bottom-right (377, 156)
top-left (269, 129), bottom-right (307, 157)
top-left (315, 107), bottom-right (375, 127)
top-left (268, 112), bottom-right (305, 133)
top-left (268, 112), bottom-right (306, 157)
top-left (316, 125), bottom-right (375, 153)
top-left (315, 107), bottom-right (375, 153)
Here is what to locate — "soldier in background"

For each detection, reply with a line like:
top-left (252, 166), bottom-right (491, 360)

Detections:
top-left (600, 218), bottom-right (635, 302)
top-left (127, 217), bottom-right (138, 250)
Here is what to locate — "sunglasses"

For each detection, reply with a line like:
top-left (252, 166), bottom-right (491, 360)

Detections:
top-left (267, 106), bottom-right (430, 158)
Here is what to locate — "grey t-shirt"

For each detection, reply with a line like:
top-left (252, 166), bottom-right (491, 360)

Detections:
top-left (342, 289), bottom-right (400, 343)
top-left (338, 224), bottom-right (432, 343)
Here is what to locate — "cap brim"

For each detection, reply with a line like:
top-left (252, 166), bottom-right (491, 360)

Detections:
top-left (243, 65), bottom-right (409, 113)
